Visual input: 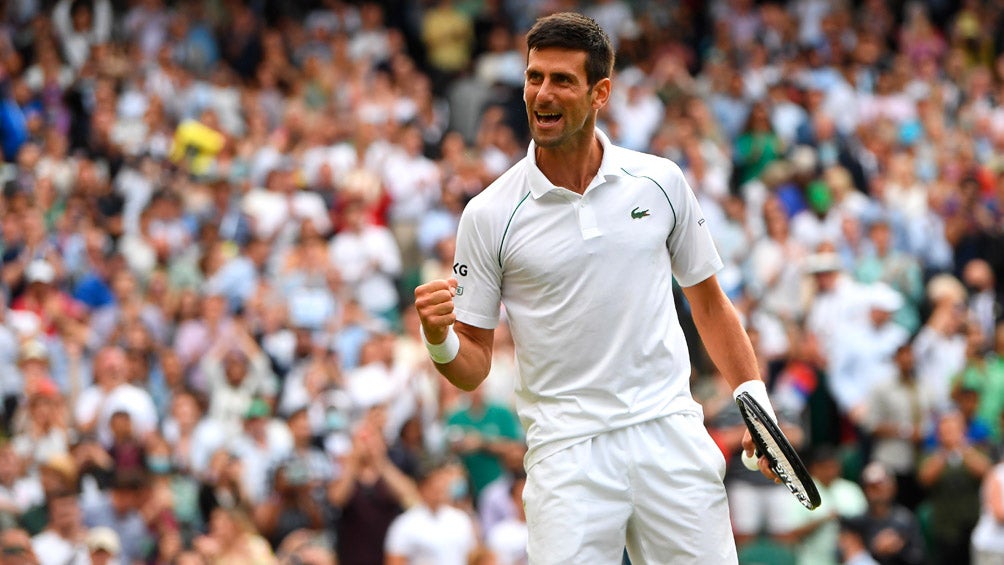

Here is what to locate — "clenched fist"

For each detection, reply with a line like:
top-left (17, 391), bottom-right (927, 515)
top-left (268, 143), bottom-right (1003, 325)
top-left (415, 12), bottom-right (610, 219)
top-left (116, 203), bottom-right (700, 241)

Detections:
top-left (414, 278), bottom-right (458, 343)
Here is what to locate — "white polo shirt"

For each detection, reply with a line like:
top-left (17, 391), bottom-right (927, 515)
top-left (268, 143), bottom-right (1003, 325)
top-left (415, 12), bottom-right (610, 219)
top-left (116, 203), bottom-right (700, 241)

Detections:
top-left (453, 129), bottom-right (723, 469)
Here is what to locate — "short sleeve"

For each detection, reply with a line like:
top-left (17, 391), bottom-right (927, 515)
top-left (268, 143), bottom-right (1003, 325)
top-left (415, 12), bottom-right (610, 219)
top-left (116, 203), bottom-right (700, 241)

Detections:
top-left (384, 514), bottom-right (413, 556)
top-left (666, 171), bottom-right (723, 287)
top-left (452, 203), bottom-right (503, 329)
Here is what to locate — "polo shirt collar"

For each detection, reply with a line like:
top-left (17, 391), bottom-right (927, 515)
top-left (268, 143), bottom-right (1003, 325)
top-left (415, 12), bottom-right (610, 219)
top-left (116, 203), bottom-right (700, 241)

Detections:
top-left (526, 128), bottom-right (623, 199)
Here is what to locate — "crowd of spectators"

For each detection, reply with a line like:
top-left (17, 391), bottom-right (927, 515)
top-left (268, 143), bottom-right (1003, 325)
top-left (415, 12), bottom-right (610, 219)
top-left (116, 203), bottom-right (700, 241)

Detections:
top-left (0, 0), bottom-right (1003, 564)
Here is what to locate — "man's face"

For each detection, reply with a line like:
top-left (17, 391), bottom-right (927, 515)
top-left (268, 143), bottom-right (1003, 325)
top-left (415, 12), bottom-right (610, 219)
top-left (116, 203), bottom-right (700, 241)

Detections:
top-left (48, 495), bottom-right (80, 533)
top-left (523, 48), bottom-right (609, 149)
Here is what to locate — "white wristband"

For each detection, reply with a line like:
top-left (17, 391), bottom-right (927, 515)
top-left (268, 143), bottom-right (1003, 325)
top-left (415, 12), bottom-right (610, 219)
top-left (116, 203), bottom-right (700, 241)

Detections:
top-left (733, 379), bottom-right (777, 423)
top-left (734, 379), bottom-right (777, 472)
top-left (421, 325), bottom-right (460, 364)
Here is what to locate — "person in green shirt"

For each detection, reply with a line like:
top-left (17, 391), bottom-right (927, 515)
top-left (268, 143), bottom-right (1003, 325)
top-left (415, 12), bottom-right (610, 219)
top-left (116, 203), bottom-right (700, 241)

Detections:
top-left (444, 387), bottom-right (523, 500)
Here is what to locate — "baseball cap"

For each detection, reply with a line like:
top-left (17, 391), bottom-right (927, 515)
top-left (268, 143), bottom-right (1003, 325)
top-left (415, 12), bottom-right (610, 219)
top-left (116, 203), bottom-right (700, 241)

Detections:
top-left (861, 461), bottom-right (892, 484)
top-left (85, 527), bottom-right (121, 555)
top-left (24, 259), bottom-right (55, 284)
top-left (18, 340), bottom-right (49, 365)
top-left (867, 283), bottom-right (904, 312)
top-left (245, 398), bottom-right (271, 420)
top-left (804, 252), bottom-right (842, 275)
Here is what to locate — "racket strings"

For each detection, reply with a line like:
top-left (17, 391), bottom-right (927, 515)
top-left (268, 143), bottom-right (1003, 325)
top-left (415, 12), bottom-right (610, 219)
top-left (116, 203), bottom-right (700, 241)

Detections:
top-left (751, 421), bottom-right (814, 508)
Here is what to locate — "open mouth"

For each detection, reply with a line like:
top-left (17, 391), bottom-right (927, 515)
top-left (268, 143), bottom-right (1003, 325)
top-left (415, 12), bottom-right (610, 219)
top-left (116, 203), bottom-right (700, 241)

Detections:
top-left (534, 111), bottom-right (562, 125)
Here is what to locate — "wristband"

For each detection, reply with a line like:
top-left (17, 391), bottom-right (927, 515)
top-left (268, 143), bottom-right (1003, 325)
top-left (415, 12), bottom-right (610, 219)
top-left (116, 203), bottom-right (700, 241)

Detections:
top-left (421, 325), bottom-right (460, 364)
top-left (733, 380), bottom-right (777, 471)
top-left (732, 379), bottom-right (777, 423)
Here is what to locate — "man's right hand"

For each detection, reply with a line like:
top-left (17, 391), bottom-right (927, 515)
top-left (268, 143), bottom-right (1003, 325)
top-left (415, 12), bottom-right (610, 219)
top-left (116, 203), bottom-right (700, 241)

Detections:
top-left (414, 278), bottom-right (459, 344)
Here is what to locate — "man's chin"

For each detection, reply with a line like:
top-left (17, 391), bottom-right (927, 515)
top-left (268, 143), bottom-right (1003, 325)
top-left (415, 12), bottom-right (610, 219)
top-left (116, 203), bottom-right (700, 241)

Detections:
top-left (530, 133), bottom-right (562, 148)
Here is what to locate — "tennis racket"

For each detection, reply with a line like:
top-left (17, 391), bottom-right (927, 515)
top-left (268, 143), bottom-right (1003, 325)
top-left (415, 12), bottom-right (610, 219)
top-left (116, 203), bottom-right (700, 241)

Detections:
top-left (735, 391), bottom-right (821, 511)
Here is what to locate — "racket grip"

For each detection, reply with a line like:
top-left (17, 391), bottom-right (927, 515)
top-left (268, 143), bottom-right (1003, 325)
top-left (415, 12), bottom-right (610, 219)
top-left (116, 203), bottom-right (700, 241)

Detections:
top-left (742, 449), bottom-right (760, 471)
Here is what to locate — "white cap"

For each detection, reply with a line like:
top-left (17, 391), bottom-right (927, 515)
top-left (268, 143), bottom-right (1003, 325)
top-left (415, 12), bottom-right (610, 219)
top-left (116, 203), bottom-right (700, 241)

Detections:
top-left (86, 527), bottom-right (121, 555)
top-left (867, 283), bottom-right (904, 312)
top-left (804, 252), bottom-right (842, 274)
top-left (24, 259), bottom-right (55, 284)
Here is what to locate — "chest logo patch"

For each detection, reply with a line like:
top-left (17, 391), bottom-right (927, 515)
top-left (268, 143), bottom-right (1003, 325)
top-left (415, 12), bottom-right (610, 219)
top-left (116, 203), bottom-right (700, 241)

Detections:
top-left (631, 207), bottom-right (650, 219)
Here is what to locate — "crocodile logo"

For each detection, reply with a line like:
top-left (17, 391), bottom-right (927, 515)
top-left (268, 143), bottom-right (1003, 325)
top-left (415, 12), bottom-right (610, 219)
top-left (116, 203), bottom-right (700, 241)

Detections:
top-left (631, 207), bottom-right (650, 219)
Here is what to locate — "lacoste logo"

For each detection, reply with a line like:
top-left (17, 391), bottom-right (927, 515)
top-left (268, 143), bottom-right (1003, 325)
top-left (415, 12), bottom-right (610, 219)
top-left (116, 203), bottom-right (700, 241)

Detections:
top-left (631, 207), bottom-right (650, 219)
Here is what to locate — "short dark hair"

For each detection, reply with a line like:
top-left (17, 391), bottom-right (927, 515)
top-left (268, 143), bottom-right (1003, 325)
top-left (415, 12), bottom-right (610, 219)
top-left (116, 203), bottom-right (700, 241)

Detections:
top-left (526, 12), bottom-right (614, 87)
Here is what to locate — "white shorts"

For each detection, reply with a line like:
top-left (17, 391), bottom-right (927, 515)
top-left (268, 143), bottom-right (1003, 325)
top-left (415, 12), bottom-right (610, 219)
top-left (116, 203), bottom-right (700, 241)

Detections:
top-left (523, 413), bottom-right (738, 565)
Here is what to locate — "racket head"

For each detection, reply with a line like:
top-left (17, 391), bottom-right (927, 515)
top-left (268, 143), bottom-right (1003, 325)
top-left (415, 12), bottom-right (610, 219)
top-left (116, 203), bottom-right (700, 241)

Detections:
top-left (736, 392), bottom-right (822, 511)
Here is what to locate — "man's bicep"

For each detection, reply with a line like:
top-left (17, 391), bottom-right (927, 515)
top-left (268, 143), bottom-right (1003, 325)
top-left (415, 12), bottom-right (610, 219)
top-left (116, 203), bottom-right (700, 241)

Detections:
top-left (455, 321), bottom-right (495, 362)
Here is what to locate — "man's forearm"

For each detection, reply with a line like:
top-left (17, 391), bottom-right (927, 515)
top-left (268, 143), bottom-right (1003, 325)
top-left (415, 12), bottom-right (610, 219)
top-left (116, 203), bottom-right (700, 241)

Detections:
top-left (432, 325), bottom-right (493, 391)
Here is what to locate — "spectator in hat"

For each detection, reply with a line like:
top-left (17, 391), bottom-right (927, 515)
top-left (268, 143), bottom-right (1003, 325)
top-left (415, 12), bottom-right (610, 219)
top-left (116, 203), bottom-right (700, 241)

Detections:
top-left (10, 258), bottom-right (86, 338)
top-left (803, 249), bottom-right (869, 367)
top-left (85, 526), bottom-right (120, 565)
top-left (11, 375), bottom-right (69, 467)
top-left (81, 470), bottom-right (156, 565)
top-left (828, 283), bottom-right (910, 424)
top-left (853, 218), bottom-right (924, 333)
top-left (228, 398), bottom-right (293, 504)
top-left (912, 275), bottom-right (969, 411)
top-left (18, 453), bottom-right (79, 536)
top-left (854, 461), bottom-right (925, 565)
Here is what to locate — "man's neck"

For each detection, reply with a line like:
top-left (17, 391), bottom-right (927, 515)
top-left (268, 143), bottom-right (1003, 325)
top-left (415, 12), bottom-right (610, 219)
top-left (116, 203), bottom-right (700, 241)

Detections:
top-left (535, 131), bottom-right (603, 195)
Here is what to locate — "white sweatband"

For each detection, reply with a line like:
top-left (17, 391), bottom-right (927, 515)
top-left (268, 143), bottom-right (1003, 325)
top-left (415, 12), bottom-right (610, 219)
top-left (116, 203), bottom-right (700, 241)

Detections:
top-left (421, 325), bottom-right (460, 364)
top-left (733, 379), bottom-right (777, 423)
top-left (734, 380), bottom-right (777, 472)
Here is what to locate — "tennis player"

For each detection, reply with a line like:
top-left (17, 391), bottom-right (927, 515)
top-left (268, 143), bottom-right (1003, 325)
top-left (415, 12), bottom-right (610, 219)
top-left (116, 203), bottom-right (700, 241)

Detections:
top-left (414, 12), bottom-right (777, 564)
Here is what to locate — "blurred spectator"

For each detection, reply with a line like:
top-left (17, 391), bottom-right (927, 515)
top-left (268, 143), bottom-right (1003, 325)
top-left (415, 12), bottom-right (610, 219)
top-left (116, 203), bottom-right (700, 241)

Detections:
top-left (0, 527), bottom-right (40, 565)
top-left (328, 417), bottom-right (417, 565)
top-left (444, 386), bottom-right (522, 500)
top-left (73, 345), bottom-right (157, 447)
top-left (384, 461), bottom-right (477, 565)
top-left (329, 198), bottom-right (402, 325)
top-left (863, 340), bottom-right (929, 511)
top-left (853, 461), bottom-right (925, 565)
top-left (913, 275), bottom-right (969, 411)
top-left (917, 410), bottom-right (993, 564)
top-left (252, 458), bottom-right (326, 549)
top-left (837, 519), bottom-right (881, 565)
top-left (485, 473), bottom-right (527, 565)
top-left (827, 283), bottom-right (909, 424)
top-left (777, 445), bottom-right (868, 565)
top-left (31, 487), bottom-right (88, 565)
top-left (971, 453), bottom-right (1004, 565)
top-left (81, 470), bottom-right (157, 564)
top-left (51, 0), bottom-right (112, 70)
top-left (192, 506), bottom-right (275, 564)
top-left (228, 398), bottom-right (293, 505)
top-left (84, 526), bottom-right (120, 565)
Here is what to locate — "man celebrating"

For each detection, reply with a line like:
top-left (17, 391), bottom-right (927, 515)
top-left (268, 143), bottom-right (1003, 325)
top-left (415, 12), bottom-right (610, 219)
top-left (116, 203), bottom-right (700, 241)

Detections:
top-left (415, 12), bottom-right (775, 564)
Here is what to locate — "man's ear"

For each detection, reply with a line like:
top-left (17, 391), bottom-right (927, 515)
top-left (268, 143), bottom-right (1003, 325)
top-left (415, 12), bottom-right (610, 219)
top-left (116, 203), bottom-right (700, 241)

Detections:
top-left (591, 77), bottom-right (612, 110)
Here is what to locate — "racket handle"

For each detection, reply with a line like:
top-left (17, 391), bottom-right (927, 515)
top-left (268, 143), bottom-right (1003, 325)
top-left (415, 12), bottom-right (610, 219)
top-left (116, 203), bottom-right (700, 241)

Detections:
top-left (742, 449), bottom-right (760, 471)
